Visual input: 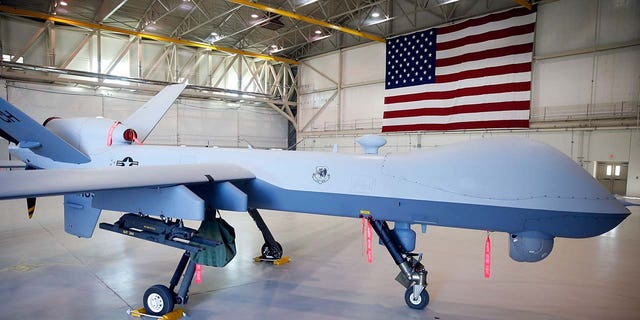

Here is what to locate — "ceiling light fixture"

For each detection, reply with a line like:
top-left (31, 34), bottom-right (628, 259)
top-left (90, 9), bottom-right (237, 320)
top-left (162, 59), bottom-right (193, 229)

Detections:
top-left (59, 1), bottom-right (68, 6)
top-left (314, 30), bottom-right (322, 34)
top-left (251, 13), bottom-right (259, 18)
top-left (436, 0), bottom-right (459, 4)
top-left (371, 12), bottom-right (380, 18)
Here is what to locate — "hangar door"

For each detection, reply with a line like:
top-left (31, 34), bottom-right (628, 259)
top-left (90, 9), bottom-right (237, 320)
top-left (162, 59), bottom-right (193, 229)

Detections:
top-left (595, 162), bottom-right (628, 196)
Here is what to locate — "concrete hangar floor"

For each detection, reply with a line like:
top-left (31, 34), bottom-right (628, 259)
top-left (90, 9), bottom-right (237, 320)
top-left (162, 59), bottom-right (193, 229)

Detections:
top-left (0, 196), bottom-right (638, 320)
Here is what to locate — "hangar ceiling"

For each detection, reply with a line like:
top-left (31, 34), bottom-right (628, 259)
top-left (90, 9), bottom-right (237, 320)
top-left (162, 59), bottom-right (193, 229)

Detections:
top-left (0, 0), bottom-right (529, 61)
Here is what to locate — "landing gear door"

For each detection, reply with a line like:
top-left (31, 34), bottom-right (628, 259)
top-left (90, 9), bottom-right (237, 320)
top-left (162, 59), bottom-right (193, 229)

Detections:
top-left (64, 193), bottom-right (102, 238)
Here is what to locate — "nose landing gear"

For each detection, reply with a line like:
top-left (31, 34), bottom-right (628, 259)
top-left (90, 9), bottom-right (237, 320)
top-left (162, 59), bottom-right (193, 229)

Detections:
top-left (368, 218), bottom-right (429, 309)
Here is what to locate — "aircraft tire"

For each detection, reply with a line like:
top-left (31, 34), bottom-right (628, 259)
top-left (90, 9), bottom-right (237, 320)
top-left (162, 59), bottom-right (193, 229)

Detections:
top-left (261, 241), bottom-right (283, 259)
top-left (404, 286), bottom-right (429, 309)
top-left (143, 284), bottom-right (175, 316)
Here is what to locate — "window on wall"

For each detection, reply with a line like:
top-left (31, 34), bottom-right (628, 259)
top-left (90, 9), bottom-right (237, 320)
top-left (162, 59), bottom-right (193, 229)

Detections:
top-left (607, 165), bottom-right (622, 176)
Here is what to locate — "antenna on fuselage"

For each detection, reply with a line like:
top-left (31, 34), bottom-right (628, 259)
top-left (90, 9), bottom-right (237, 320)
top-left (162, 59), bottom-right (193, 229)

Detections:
top-left (356, 135), bottom-right (387, 155)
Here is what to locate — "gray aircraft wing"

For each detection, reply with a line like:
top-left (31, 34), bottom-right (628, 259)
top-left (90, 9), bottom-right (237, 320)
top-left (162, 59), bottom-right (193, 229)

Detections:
top-left (0, 163), bottom-right (255, 238)
top-left (0, 163), bottom-right (254, 200)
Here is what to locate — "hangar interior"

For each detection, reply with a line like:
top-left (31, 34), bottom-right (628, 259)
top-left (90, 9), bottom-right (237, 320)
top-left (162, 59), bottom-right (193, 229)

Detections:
top-left (0, 0), bottom-right (639, 319)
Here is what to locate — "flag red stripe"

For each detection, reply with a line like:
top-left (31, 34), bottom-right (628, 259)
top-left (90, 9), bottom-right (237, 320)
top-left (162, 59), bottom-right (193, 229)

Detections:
top-left (437, 43), bottom-right (533, 67)
top-left (381, 120), bottom-right (530, 132)
top-left (383, 101), bottom-right (530, 118)
top-left (436, 62), bottom-right (531, 83)
top-left (384, 81), bottom-right (531, 104)
top-left (438, 7), bottom-right (534, 35)
top-left (437, 23), bottom-right (535, 51)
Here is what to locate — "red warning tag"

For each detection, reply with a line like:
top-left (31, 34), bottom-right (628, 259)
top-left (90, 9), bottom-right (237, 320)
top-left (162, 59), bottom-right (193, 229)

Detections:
top-left (195, 264), bottom-right (202, 284)
top-left (366, 219), bottom-right (373, 264)
top-left (361, 217), bottom-right (365, 256)
top-left (484, 234), bottom-right (491, 279)
top-left (361, 217), bottom-right (373, 264)
top-left (106, 121), bottom-right (121, 147)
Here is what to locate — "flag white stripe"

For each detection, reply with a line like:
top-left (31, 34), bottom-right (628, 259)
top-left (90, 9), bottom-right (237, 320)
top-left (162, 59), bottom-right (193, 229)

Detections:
top-left (436, 33), bottom-right (534, 60)
top-left (436, 52), bottom-right (532, 76)
top-left (385, 72), bottom-right (531, 97)
top-left (382, 110), bottom-right (531, 126)
top-left (437, 13), bottom-right (537, 43)
top-left (383, 92), bottom-right (531, 112)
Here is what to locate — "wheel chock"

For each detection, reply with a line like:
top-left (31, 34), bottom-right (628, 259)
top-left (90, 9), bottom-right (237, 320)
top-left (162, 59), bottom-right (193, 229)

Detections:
top-left (128, 307), bottom-right (186, 320)
top-left (253, 255), bottom-right (291, 265)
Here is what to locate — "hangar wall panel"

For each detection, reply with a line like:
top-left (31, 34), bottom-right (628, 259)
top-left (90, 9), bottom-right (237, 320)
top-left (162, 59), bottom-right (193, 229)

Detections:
top-left (593, 47), bottom-right (640, 104)
top-left (298, 90), bottom-right (338, 131)
top-left (535, 0), bottom-right (598, 56)
top-left (0, 18), bottom-right (47, 66)
top-left (341, 44), bottom-right (385, 86)
top-left (532, 55), bottom-right (594, 108)
top-left (299, 1), bottom-right (639, 132)
top-left (299, 52), bottom-right (339, 92)
top-left (341, 82), bottom-right (384, 128)
top-left (628, 131), bottom-right (640, 196)
top-left (0, 80), bottom-right (287, 149)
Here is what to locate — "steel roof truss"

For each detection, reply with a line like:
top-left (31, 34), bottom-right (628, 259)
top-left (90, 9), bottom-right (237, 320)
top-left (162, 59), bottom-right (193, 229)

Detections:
top-left (105, 35), bottom-right (137, 75)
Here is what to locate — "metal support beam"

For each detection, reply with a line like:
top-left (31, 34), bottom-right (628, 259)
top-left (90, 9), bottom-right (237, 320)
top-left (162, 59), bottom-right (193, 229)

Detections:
top-left (178, 50), bottom-right (207, 82)
top-left (0, 5), bottom-right (298, 65)
top-left (267, 102), bottom-right (298, 132)
top-left (178, 5), bottom-right (242, 37)
top-left (97, 29), bottom-right (102, 75)
top-left (94, 0), bottom-right (130, 23)
top-left (205, 55), bottom-right (226, 86)
top-left (299, 61), bottom-right (338, 86)
top-left (59, 30), bottom-right (96, 69)
top-left (47, 20), bottom-right (55, 66)
top-left (104, 36), bottom-right (137, 75)
top-left (245, 56), bottom-right (270, 93)
top-left (11, 20), bottom-right (51, 63)
top-left (144, 45), bottom-right (172, 79)
top-left (226, 0), bottom-right (386, 43)
top-left (301, 90), bottom-right (338, 132)
top-left (212, 55), bottom-right (239, 88)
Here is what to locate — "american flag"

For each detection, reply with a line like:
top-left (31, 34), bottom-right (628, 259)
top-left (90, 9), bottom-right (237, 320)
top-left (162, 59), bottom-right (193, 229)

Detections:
top-left (382, 7), bottom-right (537, 132)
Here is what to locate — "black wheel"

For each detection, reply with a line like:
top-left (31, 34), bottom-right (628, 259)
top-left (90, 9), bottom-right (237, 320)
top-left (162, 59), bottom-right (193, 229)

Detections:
top-left (143, 285), bottom-right (175, 316)
top-left (404, 286), bottom-right (429, 309)
top-left (261, 241), bottom-right (283, 259)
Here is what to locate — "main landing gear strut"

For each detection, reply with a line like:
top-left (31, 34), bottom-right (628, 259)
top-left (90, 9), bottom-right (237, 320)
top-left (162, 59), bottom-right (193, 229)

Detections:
top-left (368, 218), bottom-right (429, 309)
top-left (100, 213), bottom-right (221, 316)
top-left (248, 208), bottom-right (289, 264)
